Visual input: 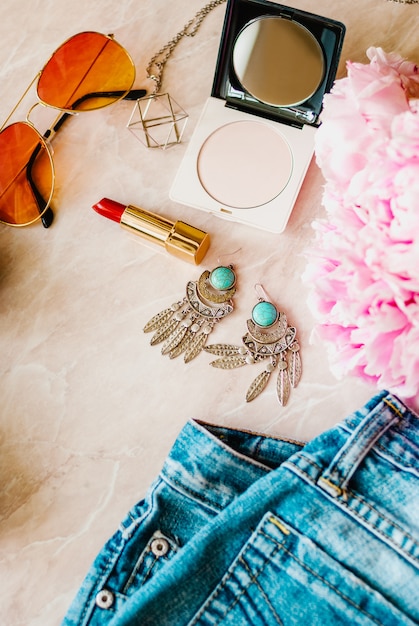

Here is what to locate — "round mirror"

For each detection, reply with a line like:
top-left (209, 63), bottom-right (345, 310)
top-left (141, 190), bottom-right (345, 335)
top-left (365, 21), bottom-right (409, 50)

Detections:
top-left (232, 16), bottom-right (325, 108)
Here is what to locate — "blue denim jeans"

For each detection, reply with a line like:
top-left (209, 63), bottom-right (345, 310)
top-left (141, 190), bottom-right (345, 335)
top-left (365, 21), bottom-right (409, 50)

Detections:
top-left (63, 391), bottom-right (419, 625)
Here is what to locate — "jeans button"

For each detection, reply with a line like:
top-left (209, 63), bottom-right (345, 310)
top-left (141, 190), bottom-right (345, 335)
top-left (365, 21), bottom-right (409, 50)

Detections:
top-left (150, 537), bottom-right (170, 557)
top-left (95, 589), bottom-right (114, 609)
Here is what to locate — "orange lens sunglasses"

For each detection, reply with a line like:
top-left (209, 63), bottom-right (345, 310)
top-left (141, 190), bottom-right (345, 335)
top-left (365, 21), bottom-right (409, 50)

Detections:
top-left (0, 31), bottom-right (145, 228)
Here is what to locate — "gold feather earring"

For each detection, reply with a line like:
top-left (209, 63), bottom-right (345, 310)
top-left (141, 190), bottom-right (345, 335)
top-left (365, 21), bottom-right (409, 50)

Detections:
top-left (143, 265), bottom-right (237, 363)
top-left (204, 285), bottom-right (301, 405)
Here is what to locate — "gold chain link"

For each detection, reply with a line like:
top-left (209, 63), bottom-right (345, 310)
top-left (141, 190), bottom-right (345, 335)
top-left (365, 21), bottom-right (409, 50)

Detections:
top-left (146, 0), bottom-right (227, 93)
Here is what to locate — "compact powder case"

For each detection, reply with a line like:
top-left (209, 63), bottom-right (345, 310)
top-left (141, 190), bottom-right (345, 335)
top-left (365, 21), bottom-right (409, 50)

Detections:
top-left (170, 0), bottom-right (345, 233)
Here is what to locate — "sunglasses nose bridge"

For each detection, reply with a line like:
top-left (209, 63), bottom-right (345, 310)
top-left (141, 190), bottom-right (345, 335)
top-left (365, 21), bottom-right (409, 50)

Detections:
top-left (26, 100), bottom-right (78, 142)
top-left (26, 101), bottom-right (45, 125)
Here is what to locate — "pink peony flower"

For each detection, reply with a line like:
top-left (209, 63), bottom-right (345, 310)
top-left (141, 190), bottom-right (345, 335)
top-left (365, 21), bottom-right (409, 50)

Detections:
top-left (303, 48), bottom-right (419, 405)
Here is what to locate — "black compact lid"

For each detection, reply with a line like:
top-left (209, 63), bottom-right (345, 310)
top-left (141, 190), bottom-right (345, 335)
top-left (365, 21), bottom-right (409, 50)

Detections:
top-left (211, 0), bottom-right (345, 128)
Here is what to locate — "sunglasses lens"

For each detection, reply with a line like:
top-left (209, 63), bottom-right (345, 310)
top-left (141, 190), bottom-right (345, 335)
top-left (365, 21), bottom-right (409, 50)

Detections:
top-left (37, 32), bottom-right (136, 112)
top-left (0, 122), bottom-right (54, 226)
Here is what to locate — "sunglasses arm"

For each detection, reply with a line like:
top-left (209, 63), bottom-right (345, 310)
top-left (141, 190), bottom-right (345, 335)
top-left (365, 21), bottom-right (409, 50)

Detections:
top-left (28, 88), bottom-right (148, 229)
top-left (43, 88), bottom-right (147, 141)
top-left (122, 89), bottom-right (147, 100)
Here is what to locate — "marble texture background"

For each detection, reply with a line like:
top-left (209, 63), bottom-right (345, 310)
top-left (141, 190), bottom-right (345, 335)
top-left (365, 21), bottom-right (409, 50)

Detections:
top-left (0, 0), bottom-right (418, 623)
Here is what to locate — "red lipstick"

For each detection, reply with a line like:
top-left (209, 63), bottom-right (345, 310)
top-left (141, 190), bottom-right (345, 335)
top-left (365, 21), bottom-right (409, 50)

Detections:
top-left (92, 198), bottom-right (210, 265)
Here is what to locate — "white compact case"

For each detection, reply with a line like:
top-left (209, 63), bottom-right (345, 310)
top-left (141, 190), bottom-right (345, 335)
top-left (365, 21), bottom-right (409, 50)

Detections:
top-left (170, 0), bottom-right (345, 233)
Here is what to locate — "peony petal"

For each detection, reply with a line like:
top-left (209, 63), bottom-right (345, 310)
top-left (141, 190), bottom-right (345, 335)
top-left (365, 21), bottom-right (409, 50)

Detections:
top-left (304, 47), bottom-right (419, 402)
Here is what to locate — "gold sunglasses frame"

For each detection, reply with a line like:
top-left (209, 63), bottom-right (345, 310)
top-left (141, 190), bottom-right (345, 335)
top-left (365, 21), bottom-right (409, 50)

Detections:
top-left (0, 31), bottom-right (144, 228)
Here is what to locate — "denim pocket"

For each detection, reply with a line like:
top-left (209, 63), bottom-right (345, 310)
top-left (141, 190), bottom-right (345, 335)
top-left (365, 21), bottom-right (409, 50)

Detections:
top-left (190, 512), bottom-right (416, 626)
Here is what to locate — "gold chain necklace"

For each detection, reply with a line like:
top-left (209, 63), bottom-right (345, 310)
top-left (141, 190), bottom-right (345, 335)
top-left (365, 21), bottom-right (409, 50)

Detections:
top-left (128, 0), bottom-right (227, 149)
top-left (146, 0), bottom-right (227, 94)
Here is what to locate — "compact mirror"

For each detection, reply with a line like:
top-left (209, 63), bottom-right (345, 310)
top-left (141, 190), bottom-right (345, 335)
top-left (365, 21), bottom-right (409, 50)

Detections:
top-left (232, 16), bottom-right (325, 107)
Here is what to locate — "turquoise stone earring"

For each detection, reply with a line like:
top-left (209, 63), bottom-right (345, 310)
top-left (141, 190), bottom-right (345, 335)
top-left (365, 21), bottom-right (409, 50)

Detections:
top-left (204, 287), bottom-right (301, 405)
top-left (143, 265), bottom-right (237, 362)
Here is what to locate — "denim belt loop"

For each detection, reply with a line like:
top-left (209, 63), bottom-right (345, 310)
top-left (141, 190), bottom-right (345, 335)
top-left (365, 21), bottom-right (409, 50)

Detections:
top-left (317, 395), bottom-right (405, 498)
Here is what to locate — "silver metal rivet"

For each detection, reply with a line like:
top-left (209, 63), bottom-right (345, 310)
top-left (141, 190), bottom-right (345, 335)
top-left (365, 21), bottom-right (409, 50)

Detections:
top-left (95, 589), bottom-right (114, 609)
top-left (150, 537), bottom-right (170, 557)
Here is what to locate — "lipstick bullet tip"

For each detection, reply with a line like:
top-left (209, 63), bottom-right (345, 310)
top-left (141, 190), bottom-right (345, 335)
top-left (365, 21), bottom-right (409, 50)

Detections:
top-left (92, 198), bottom-right (125, 223)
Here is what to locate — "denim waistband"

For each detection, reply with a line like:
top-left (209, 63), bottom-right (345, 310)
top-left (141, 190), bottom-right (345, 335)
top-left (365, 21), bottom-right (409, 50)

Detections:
top-left (160, 392), bottom-right (419, 512)
top-left (287, 391), bottom-right (419, 498)
top-left (160, 419), bottom-right (304, 513)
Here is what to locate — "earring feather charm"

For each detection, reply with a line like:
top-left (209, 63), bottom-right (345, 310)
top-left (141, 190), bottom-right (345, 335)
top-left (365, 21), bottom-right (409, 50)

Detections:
top-left (143, 265), bottom-right (237, 362)
top-left (205, 298), bottom-right (301, 405)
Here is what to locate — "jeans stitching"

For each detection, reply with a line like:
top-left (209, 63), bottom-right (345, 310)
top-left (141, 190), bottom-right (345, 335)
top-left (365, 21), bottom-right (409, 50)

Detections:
top-left (239, 552), bottom-right (284, 625)
top-left (120, 479), bottom-right (161, 539)
top-left (122, 553), bottom-right (159, 594)
top-left (292, 455), bottom-right (322, 474)
top-left (288, 463), bottom-right (419, 564)
top-left (122, 552), bottom-right (172, 594)
top-left (346, 490), bottom-right (419, 560)
top-left (189, 537), bottom-right (284, 624)
top-left (375, 440), bottom-right (419, 470)
top-left (161, 473), bottom-right (227, 513)
top-left (259, 529), bottom-right (386, 626)
top-left (79, 536), bottom-right (123, 624)
top-left (122, 533), bottom-right (179, 595)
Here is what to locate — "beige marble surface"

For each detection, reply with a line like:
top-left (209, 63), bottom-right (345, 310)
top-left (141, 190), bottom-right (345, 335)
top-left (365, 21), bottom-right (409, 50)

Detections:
top-left (0, 0), bottom-right (418, 623)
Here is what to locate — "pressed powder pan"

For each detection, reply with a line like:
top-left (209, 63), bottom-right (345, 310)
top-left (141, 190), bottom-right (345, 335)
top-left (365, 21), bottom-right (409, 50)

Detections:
top-left (197, 120), bottom-right (293, 209)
